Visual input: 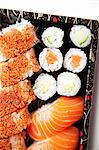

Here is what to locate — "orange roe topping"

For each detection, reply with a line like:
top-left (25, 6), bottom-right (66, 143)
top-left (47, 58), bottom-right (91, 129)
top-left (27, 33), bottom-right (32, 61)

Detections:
top-left (46, 50), bottom-right (57, 64)
top-left (71, 55), bottom-right (81, 68)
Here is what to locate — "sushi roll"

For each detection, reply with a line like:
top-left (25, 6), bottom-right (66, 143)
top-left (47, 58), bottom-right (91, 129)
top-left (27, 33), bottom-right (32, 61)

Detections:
top-left (57, 72), bottom-right (81, 96)
top-left (0, 19), bottom-right (38, 62)
top-left (33, 73), bottom-right (56, 100)
top-left (39, 48), bottom-right (63, 72)
top-left (0, 80), bottom-right (36, 118)
top-left (0, 48), bottom-right (40, 88)
top-left (64, 48), bottom-right (87, 73)
top-left (70, 25), bottom-right (91, 47)
top-left (0, 106), bottom-right (31, 139)
top-left (0, 133), bottom-right (26, 150)
top-left (28, 126), bottom-right (79, 150)
top-left (42, 27), bottom-right (64, 48)
top-left (27, 96), bottom-right (84, 141)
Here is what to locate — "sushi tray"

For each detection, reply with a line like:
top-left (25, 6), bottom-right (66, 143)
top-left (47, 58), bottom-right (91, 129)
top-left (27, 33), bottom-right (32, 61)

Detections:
top-left (0, 8), bottom-right (98, 150)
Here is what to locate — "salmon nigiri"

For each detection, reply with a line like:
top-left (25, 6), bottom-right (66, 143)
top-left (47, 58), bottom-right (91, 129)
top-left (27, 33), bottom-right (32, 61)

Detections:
top-left (28, 126), bottom-right (79, 150)
top-left (27, 96), bottom-right (84, 140)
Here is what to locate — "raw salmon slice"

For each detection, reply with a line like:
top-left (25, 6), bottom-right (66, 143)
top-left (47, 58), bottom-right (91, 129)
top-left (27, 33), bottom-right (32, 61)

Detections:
top-left (28, 126), bottom-right (79, 150)
top-left (27, 96), bottom-right (84, 140)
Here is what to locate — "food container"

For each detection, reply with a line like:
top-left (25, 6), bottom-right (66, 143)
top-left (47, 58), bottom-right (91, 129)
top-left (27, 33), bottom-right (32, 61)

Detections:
top-left (0, 8), bottom-right (98, 150)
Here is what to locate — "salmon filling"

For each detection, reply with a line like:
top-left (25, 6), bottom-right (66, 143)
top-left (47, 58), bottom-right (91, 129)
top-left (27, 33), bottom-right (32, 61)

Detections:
top-left (46, 50), bottom-right (58, 64)
top-left (71, 55), bottom-right (81, 68)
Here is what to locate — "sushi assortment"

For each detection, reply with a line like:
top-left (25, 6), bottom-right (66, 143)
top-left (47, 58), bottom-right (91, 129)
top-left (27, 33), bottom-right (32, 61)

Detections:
top-left (26, 23), bottom-right (91, 150)
top-left (0, 14), bottom-right (92, 150)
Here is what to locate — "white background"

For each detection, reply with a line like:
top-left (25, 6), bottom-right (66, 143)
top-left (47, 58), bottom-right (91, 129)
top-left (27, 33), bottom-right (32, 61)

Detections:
top-left (0, 0), bottom-right (99, 20)
top-left (0, 0), bottom-right (99, 149)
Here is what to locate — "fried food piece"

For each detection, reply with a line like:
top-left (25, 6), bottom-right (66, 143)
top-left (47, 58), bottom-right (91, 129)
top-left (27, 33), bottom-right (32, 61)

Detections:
top-left (0, 48), bottom-right (41, 88)
top-left (0, 19), bottom-right (38, 62)
top-left (0, 80), bottom-right (36, 118)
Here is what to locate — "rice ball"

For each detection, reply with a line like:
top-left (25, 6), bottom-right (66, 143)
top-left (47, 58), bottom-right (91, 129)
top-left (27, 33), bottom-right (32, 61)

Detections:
top-left (57, 72), bottom-right (81, 96)
top-left (64, 48), bottom-right (87, 73)
top-left (70, 25), bottom-right (91, 47)
top-left (33, 73), bottom-right (56, 100)
top-left (39, 48), bottom-right (63, 72)
top-left (42, 27), bottom-right (64, 48)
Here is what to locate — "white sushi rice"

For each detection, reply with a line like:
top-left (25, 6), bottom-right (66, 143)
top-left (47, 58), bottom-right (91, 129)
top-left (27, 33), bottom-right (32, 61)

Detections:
top-left (57, 72), bottom-right (81, 96)
top-left (42, 27), bottom-right (64, 48)
top-left (64, 48), bottom-right (87, 73)
top-left (39, 48), bottom-right (63, 72)
top-left (70, 25), bottom-right (91, 47)
top-left (33, 73), bottom-right (56, 100)
top-left (0, 19), bottom-right (32, 34)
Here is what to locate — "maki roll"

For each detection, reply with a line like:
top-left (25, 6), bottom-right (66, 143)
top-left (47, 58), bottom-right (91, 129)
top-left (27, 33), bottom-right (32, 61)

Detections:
top-left (33, 73), bottom-right (56, 100)
top-left (0, 19), bottom-right (38, 62)
top-left (57, 72), bottom-right (81, 96)
top-left (39, 48), bottom-right (63, 72)
top-left (64, 48), bottom-right (87, 73)
top-left (70, 25), bottom-right (91, 47)
top-left (42, 27), bottom-right (64, 48)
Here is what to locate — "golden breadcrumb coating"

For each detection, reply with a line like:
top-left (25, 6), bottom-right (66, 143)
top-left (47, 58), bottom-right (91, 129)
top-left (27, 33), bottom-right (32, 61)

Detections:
top-left (0, 80), bottom-right (36, 118)
top-left (0, 23), bottom-right (38, 62)
top-left (0, 106), bottom-right (31, 139)
top-left (0, 133), bottom-right (27, 150)
top-left (0, 48), bottom-right (41, 88)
